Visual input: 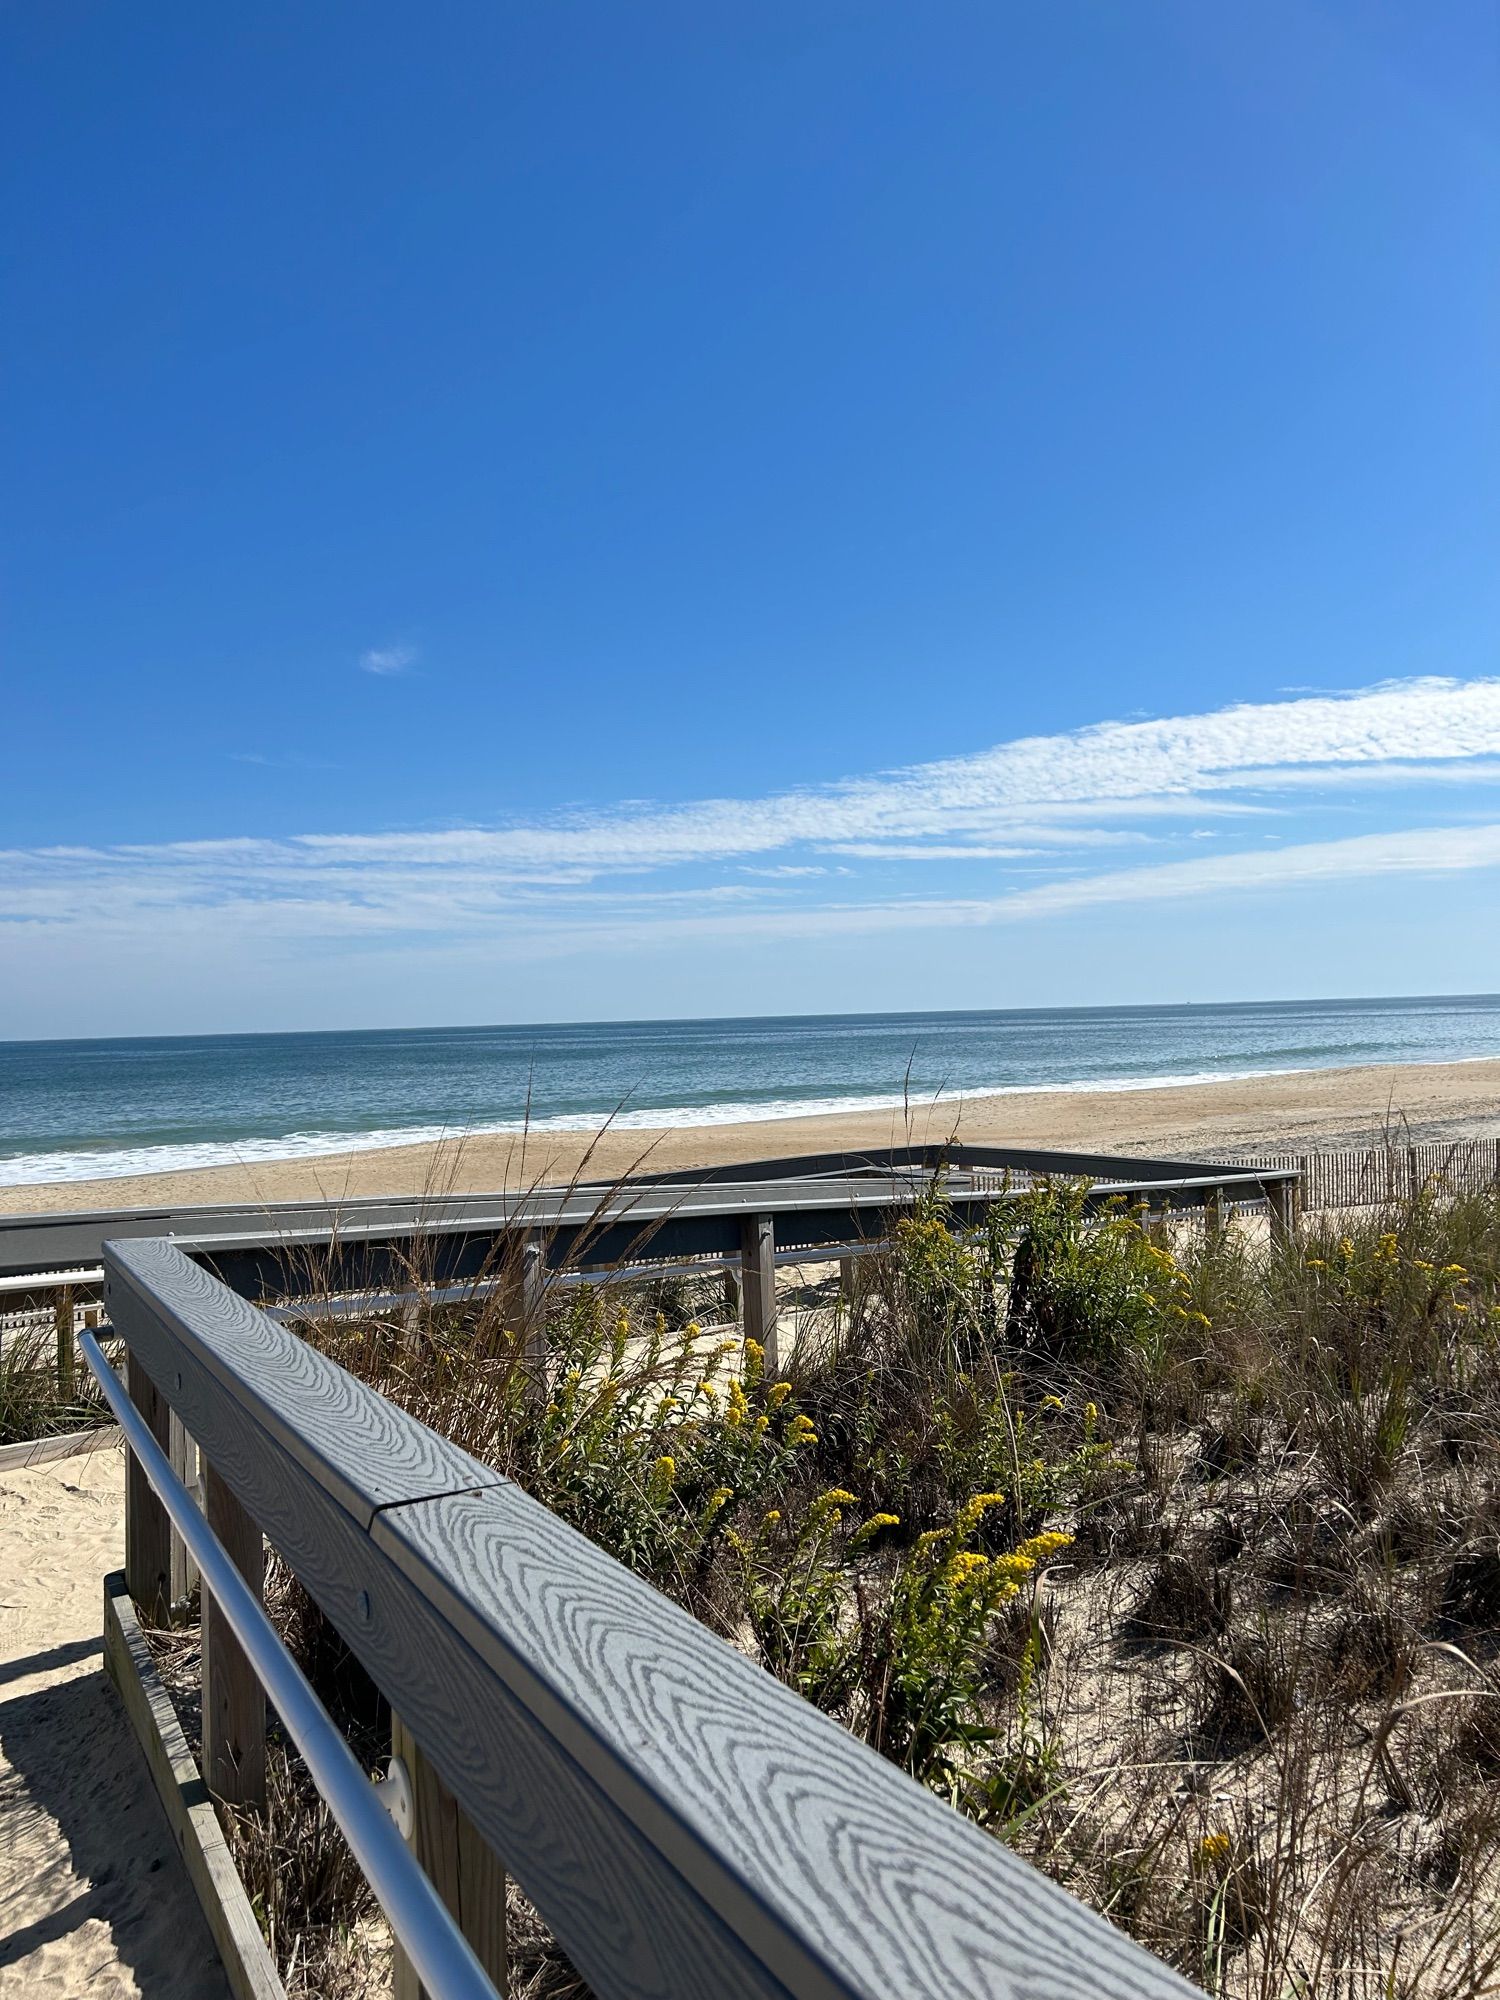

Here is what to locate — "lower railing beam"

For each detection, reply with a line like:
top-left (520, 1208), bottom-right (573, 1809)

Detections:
top-left (392, 1713), bottom-right (507, 2000)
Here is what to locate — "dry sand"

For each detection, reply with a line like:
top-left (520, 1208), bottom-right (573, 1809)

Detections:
top-left (3, 1057), bottom-right (1498, 1219)
top-left (0, 1444), bottom-right (227, 2000)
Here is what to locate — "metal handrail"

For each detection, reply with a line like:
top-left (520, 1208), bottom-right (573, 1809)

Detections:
top-left (78, 1330), bottom-right (502, 2000)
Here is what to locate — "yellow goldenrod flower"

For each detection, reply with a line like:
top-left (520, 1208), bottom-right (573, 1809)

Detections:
top-left (944, 1551), bottom-right (988, 1588)
top-left (767, 1381), bottom-right (793, 1409)
top-left (1040, 1394), bottom-right (1064, 1412)
top-left (702, 1486), bottom-right (734, 1523)
top-left (849, 1512), bottom-right (900, 1546)
top-left (1017, 1530), bottom-right (1074, 1562)
top-left (647, 1455), bottom-right (676, 1505)
top-left (1196, 1831), bottom-right (1233, 1871)
top-left (1442, 1264), bottom-right (1468, 1278)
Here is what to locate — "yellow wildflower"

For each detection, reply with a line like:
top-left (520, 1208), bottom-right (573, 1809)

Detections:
top-left (1017, 1530), bottom-right (1074, 1562)
top-left (944, 1550), bottom-right (988, 1588)
top-left (767, 1381), bottom-right (793, 1409)
top-left (850, 1511), bottom-right (900, 1546)
top-left (1040, 1394), bottom-right (1065, 1412)
top-left (1196, 1831), bottom-right (1233, 1871)
top-left (702, 1486), bottom-right (734, 1523)
top-left (647, 1455), bottom-right (675, 1505)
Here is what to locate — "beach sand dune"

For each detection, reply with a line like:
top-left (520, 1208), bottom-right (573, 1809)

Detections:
top-left (3, 1057), bottom-right (1498, 1218)
top-left (0, 1447), bottom-right (227, 2000)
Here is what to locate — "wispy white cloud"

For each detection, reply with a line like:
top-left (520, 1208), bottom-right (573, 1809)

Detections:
top-left (4, 678), bottom-right (1500, 968)
top-left (359, 645), bottom-right (416, 676)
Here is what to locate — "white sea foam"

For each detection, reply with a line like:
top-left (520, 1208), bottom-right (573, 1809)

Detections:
top-left (0, 1063), bottom-right (1325, 1185)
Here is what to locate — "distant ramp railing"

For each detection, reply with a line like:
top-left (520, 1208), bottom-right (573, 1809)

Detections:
top-left (104, 1233), bottom-right (1201, 2000)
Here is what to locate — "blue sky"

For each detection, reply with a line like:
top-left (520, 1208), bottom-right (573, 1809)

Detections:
top-left (2, 1), bottom-right (1498, 1037)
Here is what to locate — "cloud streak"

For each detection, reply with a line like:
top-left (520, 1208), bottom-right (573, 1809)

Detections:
top-left (4, 678), bottom-right (1500, 967)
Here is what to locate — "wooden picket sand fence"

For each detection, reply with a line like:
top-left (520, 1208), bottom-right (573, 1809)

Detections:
top-left (1242, 1137), bottom-right (1500, 1213)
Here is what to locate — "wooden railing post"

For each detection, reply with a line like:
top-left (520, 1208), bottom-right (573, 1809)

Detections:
top-left (501, 1235), bottom-right (547, 1388)
top-left (124, 1350), bottom-right (173, 1627)
top-left (202, 1460), bottom-right (266, 1809)
top-left (391, 1713), bottom-right (507, 1999)
top-left (740, 1213), bottom-right (778, 1373)
top-left (55, 1284), bottom-right (76, 1402)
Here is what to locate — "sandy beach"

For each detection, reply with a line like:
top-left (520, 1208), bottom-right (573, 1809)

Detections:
top-left (3, 1058), bottom-right (1498, 1218)
top-left (0, 1444), bottom-right (227, 2000)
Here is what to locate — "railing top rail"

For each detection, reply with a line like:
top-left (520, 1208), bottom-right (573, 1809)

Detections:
top-left (104, 1233), bottom-right (1201, 2000)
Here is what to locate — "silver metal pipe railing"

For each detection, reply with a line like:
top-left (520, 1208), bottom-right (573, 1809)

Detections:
top-left (79, 1329), bottom-right (501, 2000)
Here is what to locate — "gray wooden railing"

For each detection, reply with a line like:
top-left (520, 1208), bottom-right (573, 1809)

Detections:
top-left (106, 1233), bottom-right (1201, 2000)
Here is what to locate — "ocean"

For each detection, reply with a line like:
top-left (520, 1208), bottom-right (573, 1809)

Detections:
top-left (1, 995), bottom-right (1498, 1186)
